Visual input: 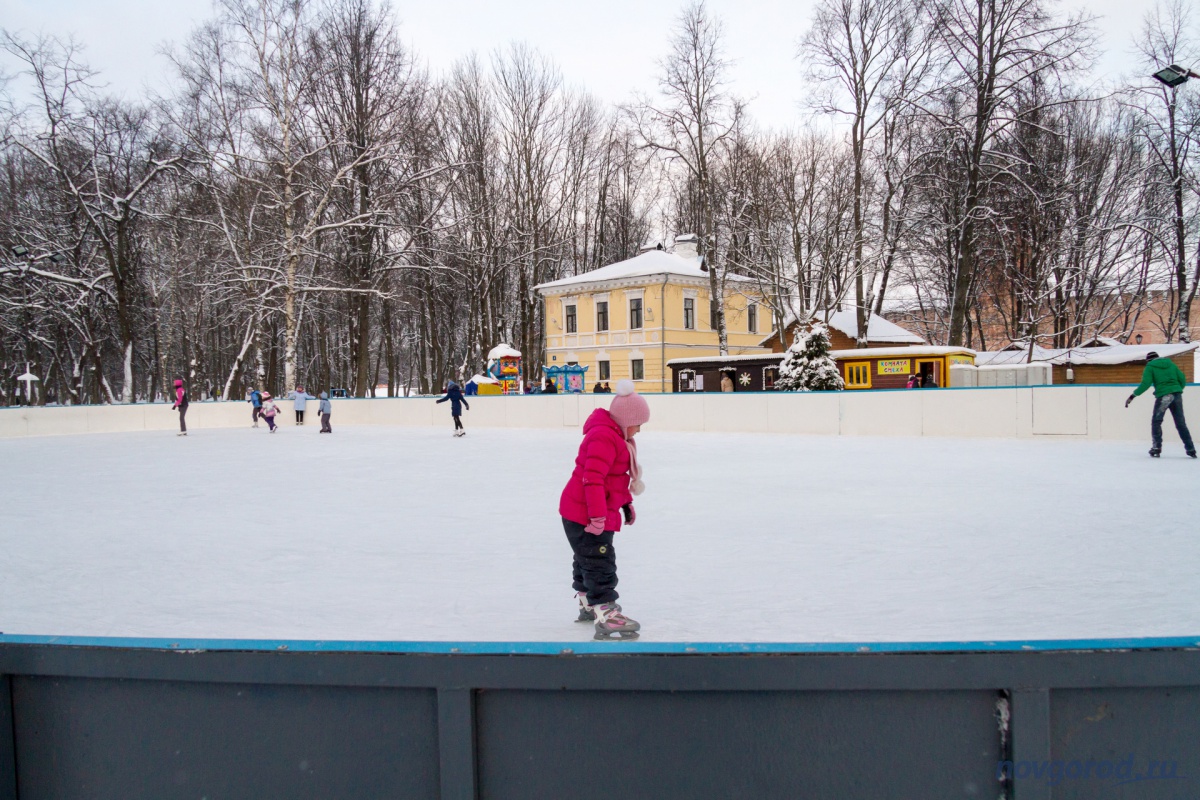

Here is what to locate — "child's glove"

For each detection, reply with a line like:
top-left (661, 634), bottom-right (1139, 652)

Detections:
top-left (622, 504), bottom-right (636, 526)
top-left (1125, 394), bottom-right (1135, 408)
top-left (584, 517), bottom-right (606, 535)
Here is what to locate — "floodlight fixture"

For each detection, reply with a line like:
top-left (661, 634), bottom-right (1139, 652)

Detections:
top-left (48, 253), bottom-right (65, 264)
top-left (10, 245), bottom-right (29, 257)
top-left (1152, 64), bottom-right (1199, 88)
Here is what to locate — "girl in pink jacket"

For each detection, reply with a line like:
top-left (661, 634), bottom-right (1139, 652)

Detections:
top-left (559, 379), bottom-right (649, 640)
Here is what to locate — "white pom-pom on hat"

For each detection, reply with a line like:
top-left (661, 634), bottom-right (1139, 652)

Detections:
top-left (614, 379), bottom-right (636, 397)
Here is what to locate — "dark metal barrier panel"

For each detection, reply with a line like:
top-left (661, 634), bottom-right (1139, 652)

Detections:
top-left (1, 643), bottom-right (1199, 800)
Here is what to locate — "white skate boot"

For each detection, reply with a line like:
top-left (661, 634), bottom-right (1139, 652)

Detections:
top-left (575, 592), bottom-right (596, 622)
top-left (593, 603), bottom-right (640, 640)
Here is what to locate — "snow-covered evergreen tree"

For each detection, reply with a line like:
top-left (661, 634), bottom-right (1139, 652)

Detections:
top-left (775, 323), bottom-right (845, 391)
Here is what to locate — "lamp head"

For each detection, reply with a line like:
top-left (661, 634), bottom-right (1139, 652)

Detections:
top-left (1152, 65), bottom-right (1194, 88)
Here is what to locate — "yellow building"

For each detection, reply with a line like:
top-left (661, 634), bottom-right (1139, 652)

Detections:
top-left (535, 237), bottom-right (772, 392)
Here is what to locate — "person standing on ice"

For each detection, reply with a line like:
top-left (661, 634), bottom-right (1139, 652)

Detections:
top-left (172, 379), bottom-right (189, 436)
top-left (288, 386), bottom-right (315, 425)
top-left (248, 387), bottom-right (263, 427)
top-left (260, 392), bottom-right (279, 433)
top-left (436, 381), bottom-right (470, 437)
top-left (1126, 351), bottom-right (1196, 458)
top-left (559, 379), bottom-right (649, 640)
top-left (318, 391), bottom-right (332, 433)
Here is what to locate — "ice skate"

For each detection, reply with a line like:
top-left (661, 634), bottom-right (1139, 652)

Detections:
top-left (593, 603), bottom-right (639, 640)
top-left (177, 432), bottom-right (187, 436)
top-left (1150, 448), bottom-right (1161, 458)
top-left (574, 592), bottom-right (596, 622)
top-left (1189, 450), bottom-right (1197, 459)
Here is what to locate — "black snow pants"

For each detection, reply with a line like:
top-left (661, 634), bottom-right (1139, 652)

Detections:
top-left (296, 409), bottom-right (305, 424)
top-left (178, 407), bottom-right (187, 433)
top-left (453, 414), bottom-right (464, 431)
top-left (321, 413), bottom-right (332, 433)
top-left (562, 517), bottom-right (618, 606)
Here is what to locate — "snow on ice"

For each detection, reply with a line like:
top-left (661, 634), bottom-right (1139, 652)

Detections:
top-left (1, 425), bottom-right (1197, 643)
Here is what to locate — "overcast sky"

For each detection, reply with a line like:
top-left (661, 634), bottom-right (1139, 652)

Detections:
top-left (1, 0), bottom-right (1162, 130)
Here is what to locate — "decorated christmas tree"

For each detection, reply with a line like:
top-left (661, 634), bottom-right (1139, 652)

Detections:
top-left (775, 322), bottom-right (845, 391)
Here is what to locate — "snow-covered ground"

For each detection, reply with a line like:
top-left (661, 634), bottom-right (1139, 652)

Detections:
top-left (1, 424), bottom-right (1197, 643)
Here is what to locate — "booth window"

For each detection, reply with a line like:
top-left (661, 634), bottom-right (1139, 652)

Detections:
top-left (748, 303), bottom-right (757, 333)
top-left (629, 298), bottom-right (643, 329)
top-left (565, 304), bottom-right (577, 333)
top-left (598, 360), bottom-right (610, 380)
top-left (596, 301), bottom-right (608, 331)
top-left (763, 366), bottom-right (778, 390)
top-left (684, 297), bottom-right (695, 329)
top-left (631, 359), bottom-right (644, 381)
top-left (844, 362), bottom-right (871, 389)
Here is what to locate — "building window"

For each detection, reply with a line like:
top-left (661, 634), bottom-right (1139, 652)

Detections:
top-left (598, 360), bottom-right (610, 380)
top-left (710, 300), bottom-right (718, 330)
top-left (844, 362), bottom-right (871, 389)
top-left (763, 366), bottom-right (779, 390)
top-left (684, 297), bottom-right (695, 329)
top-left (631, 359), bottom-right (644, 381)
top-left (629, 298), bottom-right (643, 330)
top-left (565, 304), bottom-right (577, 334)
top-left (596, 301), bottom-right (608, 331)
top-left (748, 303), bottom-right (757, 334)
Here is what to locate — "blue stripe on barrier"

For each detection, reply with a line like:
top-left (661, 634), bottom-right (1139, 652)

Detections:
top-left (0, 634), bottom-right (1198, 654)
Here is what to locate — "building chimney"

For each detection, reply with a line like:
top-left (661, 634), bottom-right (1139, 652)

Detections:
top-left (638, 240), bottom-right (664, 254)
top-left (674, 233), bottom-right (699, 262)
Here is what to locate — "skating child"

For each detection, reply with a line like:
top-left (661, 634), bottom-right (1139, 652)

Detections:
top-left (249, 388), bottom-right (263, 427)
top-left (318, 391), bottom-right (332, 433)
top-left (172, 379), bottom-right (189, 436)
top-left (436, 381), bottom-right (470, 436)
top-left (558, 379), bottom-right (649, 640)
top-left (261, 392), bottom-right (279, 432)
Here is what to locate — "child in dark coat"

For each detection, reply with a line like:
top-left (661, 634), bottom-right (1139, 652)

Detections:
top-left (436, 381), bottom-right (470, 437)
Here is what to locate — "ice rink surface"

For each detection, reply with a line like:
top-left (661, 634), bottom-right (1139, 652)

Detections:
top-left (2, 421), bottom-right (1197, 643)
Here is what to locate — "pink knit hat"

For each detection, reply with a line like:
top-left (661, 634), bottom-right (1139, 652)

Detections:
top-left (608, 379), bottom-right (650, 430)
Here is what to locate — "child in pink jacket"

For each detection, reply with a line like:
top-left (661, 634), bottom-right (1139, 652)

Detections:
top-left (559, 380), bottom-right (649, 640)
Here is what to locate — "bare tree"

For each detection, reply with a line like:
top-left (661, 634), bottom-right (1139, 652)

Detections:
top-left (633, 1), bottom-right (741, 354)
top-left (801, 0), bottom-right (930, 345)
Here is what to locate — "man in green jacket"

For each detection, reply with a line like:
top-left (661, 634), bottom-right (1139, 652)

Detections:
top-left (1125, 351), bottom-right (1196, 458)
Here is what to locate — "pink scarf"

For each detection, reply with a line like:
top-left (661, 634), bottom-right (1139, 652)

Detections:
top-left (626, 437), bottom-right (644, 496)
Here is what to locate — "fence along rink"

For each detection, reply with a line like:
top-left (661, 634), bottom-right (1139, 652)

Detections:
top-left (0, 384), bottom-right (1193, 441)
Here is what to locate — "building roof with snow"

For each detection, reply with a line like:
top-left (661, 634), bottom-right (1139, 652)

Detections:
top-left (761, 310), bottom-right (925, 350)
top-left (534, 250), bottom-right (753, 294)
top-left (975, 341), bottom-right (1198, 367)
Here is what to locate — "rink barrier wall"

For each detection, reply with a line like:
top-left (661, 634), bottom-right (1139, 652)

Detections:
top-left (0, 636), bottom-right (1198, 799)
top-left (0, 383), bottom-right (1193, 443)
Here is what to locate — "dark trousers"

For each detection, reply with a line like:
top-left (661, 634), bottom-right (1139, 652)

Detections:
top-left (252, 406), bottom-right (262, 423)
top-left (265, 415), bottom-right (276, 431)
top-left (562, 517), bottom-right (618, 606)
top-left (296, 410), bottom-right (305, 424)
top-left (178, 407), bottom-right (187, 432)
top-left (321, 413), bottom-right (331, 432)
top-left (1152, 392), bottom-right (1195, 452)
top-left (453, 414), bottom-right (463, 430)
